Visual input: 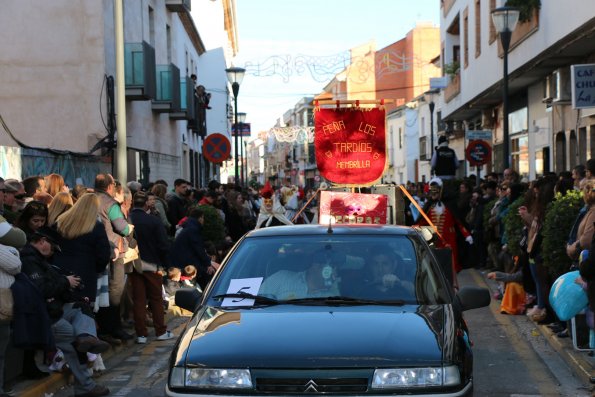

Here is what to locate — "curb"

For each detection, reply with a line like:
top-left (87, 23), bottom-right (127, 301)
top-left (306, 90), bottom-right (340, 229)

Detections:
top-left (476, 269), bottom-right (595, 388)
top-left (14, 307), bottom-right (190, 397)
top-left (537, 323), bottom-right (595, 387)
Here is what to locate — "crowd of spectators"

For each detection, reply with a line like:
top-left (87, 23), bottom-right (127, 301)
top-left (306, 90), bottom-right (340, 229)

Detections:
top-left (402, 159), bottom-right (595, 344)
top-left (2, 161), bottom-right (595, 395)
top-left (0, 173), bottom-right (282, 397)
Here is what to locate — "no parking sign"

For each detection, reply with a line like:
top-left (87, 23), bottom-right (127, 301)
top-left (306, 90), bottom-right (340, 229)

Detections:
top-left (203, 133), bottom-right (231, 164)
top-left (465, 140), bottom-right (492, 167)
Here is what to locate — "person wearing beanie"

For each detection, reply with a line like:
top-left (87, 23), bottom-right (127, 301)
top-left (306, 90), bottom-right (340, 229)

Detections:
top-left (0, 215), bottom-right (26, 249)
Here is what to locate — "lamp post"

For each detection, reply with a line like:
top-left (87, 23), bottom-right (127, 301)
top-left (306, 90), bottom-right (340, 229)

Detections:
top-left (424, 89), bottom-right (438, 163)
top-left (244, 140), bottom-right (248, 187)
top-left (225, 67), bottom-right (246, 186)
top-left (237, 112), bottom-right (247, 187)
top-left (492, 6), bottom-right (519, 171)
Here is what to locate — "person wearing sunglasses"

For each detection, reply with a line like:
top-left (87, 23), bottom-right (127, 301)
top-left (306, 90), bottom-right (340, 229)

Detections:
top-left (2, 179), bottom-right (26, 224)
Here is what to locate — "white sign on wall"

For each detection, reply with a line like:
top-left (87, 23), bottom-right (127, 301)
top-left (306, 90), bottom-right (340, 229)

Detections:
top-left (571, 64), bottom-right (595, 109)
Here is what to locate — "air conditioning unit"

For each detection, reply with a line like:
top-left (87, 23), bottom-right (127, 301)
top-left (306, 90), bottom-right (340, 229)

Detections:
top-left (545, 68), bottom-right (571, 104)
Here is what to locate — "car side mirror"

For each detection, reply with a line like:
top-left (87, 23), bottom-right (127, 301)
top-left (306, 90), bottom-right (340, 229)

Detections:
top-left (175, 288), bottom-right (202, 313)
top-left (456, 286), bottom-right (491, 311)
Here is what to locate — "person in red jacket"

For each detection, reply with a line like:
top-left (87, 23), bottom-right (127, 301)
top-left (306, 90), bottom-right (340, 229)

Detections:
top-left (416, 178), bottom-right (473, 280)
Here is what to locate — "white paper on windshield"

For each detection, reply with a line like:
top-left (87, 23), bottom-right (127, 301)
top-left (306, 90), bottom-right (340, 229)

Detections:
top-left (222, 277), bottom-right (264, 306)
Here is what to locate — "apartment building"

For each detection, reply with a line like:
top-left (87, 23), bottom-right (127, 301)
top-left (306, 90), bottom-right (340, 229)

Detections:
top-left (0, 0), bottom-right (238, 187)
top-left (440, 0), bottom-right (595, 178)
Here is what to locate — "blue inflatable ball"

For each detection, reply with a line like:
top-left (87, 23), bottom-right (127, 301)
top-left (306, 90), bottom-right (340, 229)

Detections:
top-left (549, 270), bottom-right (588, 321)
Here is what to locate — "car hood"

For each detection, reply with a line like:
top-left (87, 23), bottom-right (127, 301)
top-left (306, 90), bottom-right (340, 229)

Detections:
top-left (183, 305), bottom-right (455, 368)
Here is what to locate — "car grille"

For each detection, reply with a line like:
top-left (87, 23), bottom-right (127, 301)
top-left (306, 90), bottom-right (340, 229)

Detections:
top-left (256, 377), bottom-right (368, 393)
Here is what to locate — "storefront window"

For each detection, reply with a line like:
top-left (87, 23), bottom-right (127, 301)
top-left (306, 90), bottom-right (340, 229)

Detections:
top-left (511, 135), bottom-right (529, 177)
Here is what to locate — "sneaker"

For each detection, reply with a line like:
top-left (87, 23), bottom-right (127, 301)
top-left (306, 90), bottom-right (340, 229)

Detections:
top-left (525, 305), bottom-right (539, 317)
top-left (136, 336), bottom-right (147, 344)
top-left (156, 331), bottom-right (174, 341)
top-left (530, 308), bottom-right (547, 322)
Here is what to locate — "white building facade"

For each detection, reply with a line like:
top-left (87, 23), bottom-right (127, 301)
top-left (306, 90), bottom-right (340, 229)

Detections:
top-left (440, 0), bottom-right (595, 178)
top-left (0, 0), bottom-right (238, 187)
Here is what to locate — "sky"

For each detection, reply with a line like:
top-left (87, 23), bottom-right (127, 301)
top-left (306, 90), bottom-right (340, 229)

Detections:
top-left (232, 0), bottom-right (440, 136)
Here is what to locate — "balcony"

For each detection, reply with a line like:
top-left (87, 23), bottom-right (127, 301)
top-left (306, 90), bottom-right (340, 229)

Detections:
top-left (125, 41), bottom-right (156, 100)
top-left (444, 73), bottom-right (460, 103)
top-left (165, 0), bottom-right (190, 12)
top-left (152, 64), bottom-right (181, 113)
top-left (171, 77), bottom-right (196, 121)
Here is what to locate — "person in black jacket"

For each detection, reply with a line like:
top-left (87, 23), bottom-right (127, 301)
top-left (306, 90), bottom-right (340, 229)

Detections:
top-left (128, 192), bottom-right (173, 344)
top-left (52, 193), bottom-right (112, 304)
top-left (166, 179), bottom-right (190, 236)
top-left (169, 207), bottom-right (219, 289)
top-left (431, 135), bottom-right (458, 180)
top-left (20, 230), bottom-right (110, 397)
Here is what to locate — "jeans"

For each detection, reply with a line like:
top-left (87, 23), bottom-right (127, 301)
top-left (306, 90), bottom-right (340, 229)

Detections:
top-left (52, 304), bottom-right (97, 394)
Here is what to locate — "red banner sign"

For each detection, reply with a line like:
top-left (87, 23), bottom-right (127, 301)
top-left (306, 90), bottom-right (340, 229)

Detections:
top-left (314, 107), bottom-right (386, 185)
top-left (318, 191), bottom-right (387, 225)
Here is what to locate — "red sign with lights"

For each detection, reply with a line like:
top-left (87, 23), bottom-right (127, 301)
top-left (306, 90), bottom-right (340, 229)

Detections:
top-left (318, 191), bottom-right (387, 225)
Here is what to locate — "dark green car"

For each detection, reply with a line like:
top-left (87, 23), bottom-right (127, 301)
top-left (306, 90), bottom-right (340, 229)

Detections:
top-left (166, 224), bottom-right (490, 396)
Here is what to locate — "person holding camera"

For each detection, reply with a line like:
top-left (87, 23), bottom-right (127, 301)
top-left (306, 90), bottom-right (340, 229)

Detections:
top-left (51, 193), bottom-right (112, 305)
top-left (20, 229), bottom-right (110, 397)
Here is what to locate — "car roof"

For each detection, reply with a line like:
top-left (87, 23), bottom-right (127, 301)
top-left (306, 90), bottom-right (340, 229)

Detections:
top-left (244, 224), bottom-right (420, 238)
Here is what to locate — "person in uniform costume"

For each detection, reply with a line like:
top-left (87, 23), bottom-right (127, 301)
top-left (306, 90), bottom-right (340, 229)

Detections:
top-left (415, 178), bottom-right (473, 279)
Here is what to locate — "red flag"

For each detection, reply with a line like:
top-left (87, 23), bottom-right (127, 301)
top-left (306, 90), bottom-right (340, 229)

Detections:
top-left (314, 107), bottom-right (386, 185)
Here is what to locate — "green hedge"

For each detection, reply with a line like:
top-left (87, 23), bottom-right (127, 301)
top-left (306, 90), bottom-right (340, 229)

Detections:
top-left (197, 204), bottom-right (226, 244)
top-left (542, 190), bottom-right (583, 278)
top-left (503, 197), bottom-right (526, 258)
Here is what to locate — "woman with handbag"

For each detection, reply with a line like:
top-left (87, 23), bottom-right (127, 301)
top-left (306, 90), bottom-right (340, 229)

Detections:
top-left (52, 193), bottom-right (112, 306)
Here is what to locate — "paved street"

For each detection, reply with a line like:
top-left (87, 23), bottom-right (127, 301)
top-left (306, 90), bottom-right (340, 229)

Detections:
top-left (46, 270), bottom-right (595, 397)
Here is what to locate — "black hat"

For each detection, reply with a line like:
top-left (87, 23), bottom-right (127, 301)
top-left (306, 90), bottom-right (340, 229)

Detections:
top-left (438, 135), bottom-right (448, 145)
top-left (31, 228), bottom-right (61, 252)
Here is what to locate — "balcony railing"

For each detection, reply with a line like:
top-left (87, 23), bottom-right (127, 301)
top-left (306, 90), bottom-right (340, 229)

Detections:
top-left (152, 64), bottom-right (181, 113)
top-left (170, 76), bottom-right (196, 121)
top-left (165, 0), bottom-right (190, 12)
top-left (444, 73), bottom-right (461, 103)
top-left (125, 41), bottom-right (156, 100)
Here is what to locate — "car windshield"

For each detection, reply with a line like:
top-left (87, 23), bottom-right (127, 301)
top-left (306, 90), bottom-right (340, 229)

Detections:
top-left (208, 234), bottom-right (452, 307)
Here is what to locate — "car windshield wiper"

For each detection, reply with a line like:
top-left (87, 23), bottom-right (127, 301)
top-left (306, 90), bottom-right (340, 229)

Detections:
top-left (281, 296), bottom-right (407, 306)
top-left (212, 292), bottom-right (280, 306)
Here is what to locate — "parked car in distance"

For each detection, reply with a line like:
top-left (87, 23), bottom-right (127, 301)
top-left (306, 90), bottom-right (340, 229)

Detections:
top-left (166, 224), bottom-right (490, 397)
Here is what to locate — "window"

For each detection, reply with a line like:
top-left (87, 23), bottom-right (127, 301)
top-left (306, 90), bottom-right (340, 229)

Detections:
top-left (488, 0), bottom-right (496, 44)
top-left (399, 127), bottom-right (403, 149)
top-left (463, 7), bottom-right (469, 68)
top-left (511, 135), bottom-right (529, 177)
top-left (475, 0), bottom-right (481, 58)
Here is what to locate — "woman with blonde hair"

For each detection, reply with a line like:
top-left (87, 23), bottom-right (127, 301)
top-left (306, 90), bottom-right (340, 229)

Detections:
top-left (52, 193), bottom-right (112, 304)
top-left (45, 173), bottom-right (66, 198)
top-left (47, 191), bottom-right (74, 226)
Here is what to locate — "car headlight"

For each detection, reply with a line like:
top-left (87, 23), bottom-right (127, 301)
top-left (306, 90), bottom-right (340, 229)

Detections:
top-left (372, 366), bottom-right (461, 388)
top-left (170, 367), bottom-right (252, 389)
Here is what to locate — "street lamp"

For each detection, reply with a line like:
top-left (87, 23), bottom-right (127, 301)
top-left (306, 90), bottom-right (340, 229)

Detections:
top-left (237, 112), bottom-right (247, 186)
top-left (424, 89), bottom-right (439, 163)
top-left (225, 66), bottom-right (246, 186)
top-left (492, 6), bottom-right (520, 170)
